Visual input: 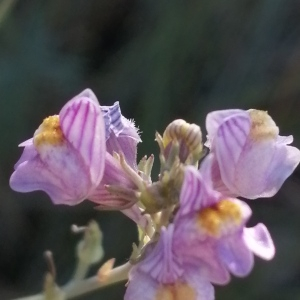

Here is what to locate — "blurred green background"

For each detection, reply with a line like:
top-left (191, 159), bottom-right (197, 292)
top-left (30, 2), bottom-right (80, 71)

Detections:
top-left (0, 0), bottom-right (300, 299)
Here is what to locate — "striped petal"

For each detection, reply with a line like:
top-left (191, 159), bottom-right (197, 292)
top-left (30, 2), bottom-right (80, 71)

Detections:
top-left (70, 88), bottom-right (99, 104)
top-left (213, 113), bottom-right (251, 194)
top-left (125, 267), bottom-right (214, 300)
top-left (125, 270), bottom-right (159, 300)
top-left (139, 225), bottom-right (183, 284)
top-left (101, 102), bottom-right (140, 168)
top-left (177, 166), bottom-right (219, 219)
top-left (177, 167), bottom-right (203, 218)
top-left (59, 96), bottom-right (106, 186)
top-left (182, 267), bottom-right (215, 300)
top-left (206, 109), bottom-right (245, 145)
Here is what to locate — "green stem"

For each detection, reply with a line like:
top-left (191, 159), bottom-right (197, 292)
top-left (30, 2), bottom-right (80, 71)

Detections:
top-left (14, 262), bottom-right (132, 300)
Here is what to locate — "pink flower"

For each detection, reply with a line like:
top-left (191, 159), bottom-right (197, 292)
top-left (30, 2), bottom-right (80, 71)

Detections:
top-left (10, 89), bottom-right (149, 229)
top-left (125, 225), bottom-right (214, 300)
top-left (173, 160), bottom-right (275, 284)
top-left (206, 109), bottom-right (300, 199)
top-left (10, 93), bottom-right (106, 205)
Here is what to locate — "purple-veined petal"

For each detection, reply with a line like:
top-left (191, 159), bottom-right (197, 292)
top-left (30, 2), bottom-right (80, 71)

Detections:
top-left (106, 131), bottom-right (139, 169)
top-left (214, 113), bottom-right (251, 194)
top-left (10, 155), bottom-right (89, 205)
top-left (217, 233), bottom-right (254, 277)
top-left (101, 102), bottom-right (141, 140)
top-left (177, 166), bottom-right (220, 219)
top-left (243, 223), bottom-right (275, 260)
top-left (209, 155), bottom-right (235, 197)
top-left (206, 109), bottom-right (246, 145)
top-left (59, 96), bottom-right (106, 186)
top-left (126, 265), bottom-right (214, 300)
top-left (70, 88), bottom-right (99, 104)
top-left (88, 183), bottom-right (129, 207)
top-left (177, 166), bottom-right (203, 218)
top-left (101, 102), bottom-right (123, 137)
top-left (174, 226), bottom-right (230, 285)
top-left (182, 266), bottom-right (215, 300)
top-left (102, 102), bottom-right (140, 168)
top-left (139, 225), bottom-right (183, 284)
top-left (125, 270), bottom-right (158, 300)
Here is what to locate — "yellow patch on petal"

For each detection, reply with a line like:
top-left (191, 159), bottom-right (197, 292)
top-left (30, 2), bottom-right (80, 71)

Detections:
top-left (155, 283), bottom-right (196, 300)
top-left (249, 110), bottom-right (279, 141)
top-left (198, 200), bottom-right (242, 237)
top-left (33, 115), bottom-right (64, 147)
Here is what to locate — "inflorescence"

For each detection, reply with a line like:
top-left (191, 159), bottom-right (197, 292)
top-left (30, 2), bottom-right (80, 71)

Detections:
top-left (10, 89), bottom-right (300, 300)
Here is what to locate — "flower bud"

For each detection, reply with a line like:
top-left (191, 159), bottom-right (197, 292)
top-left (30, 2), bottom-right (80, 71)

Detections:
top-left (157, 119), bottom-right (203, 168)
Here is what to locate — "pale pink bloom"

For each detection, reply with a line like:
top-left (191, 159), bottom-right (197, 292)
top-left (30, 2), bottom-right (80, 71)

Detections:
top-left (125, 225), bottom-right (214, 300)
top-left (206, 109), bottom-right (300, 199)
top-left (10, 94), bottom-right (106, 205)
top-left (173, 160), bottom-right (275, 283)
top-left (10, 89), bottom-right (148, 229)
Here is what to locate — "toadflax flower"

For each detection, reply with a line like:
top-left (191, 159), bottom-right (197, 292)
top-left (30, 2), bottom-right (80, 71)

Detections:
top-left (10, 89), bottom-right (149, 230)
top-left (173, 158), bottom-right (275, 284)
top-left (125, 225), bottom-right (214, 300)
top-left (10, 93), bottom-right (106, 205)
top-left (205, 109), bottom-right (300, 199)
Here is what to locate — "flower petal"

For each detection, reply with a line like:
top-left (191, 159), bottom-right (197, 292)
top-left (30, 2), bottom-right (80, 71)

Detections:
top-left (59, 96), bottom-right (106, 185)
top-left (102, 102), bottom-right (141, 168)
top-left (182, 267), bottom-right (215, 300)
top-left (106, 131), bottom-right (139, 169)
top-left (217, 233), bottom-right (254, 277)
top-left (177, 166), bottom-right (203, 218)
top-left (15, 141), bottom-right (38, 169)
top-left (277, 135), bottom-right (293, 145)
top-left (243, 223), bottom-right (275, 260)
top-left (10, 156), bottom-right (89, 204)
top-left (71, 88), bottom-right (99, 104)
top-left (214, 113), bottom-right (251, 194)
top-left (174, 230), bottom-right (230, 285)
top-left (206, 109), bottom-right (246, 144)
top-left (257, 144), bottom-right (300, 198)
top-left (177, 166), bottom-right (219, 219)
top-left (139, 225), bottom-right (183, 284)
top-left (125, 270), bottom-right (159, 300)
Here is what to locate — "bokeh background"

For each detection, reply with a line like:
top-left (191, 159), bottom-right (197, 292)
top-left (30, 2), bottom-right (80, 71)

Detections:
top-left (0, 0), bottom-right (300, 299)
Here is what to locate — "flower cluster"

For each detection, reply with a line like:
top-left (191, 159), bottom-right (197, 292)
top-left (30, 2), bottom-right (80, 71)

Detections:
top-left (10, 90), bottom-right (300, 299)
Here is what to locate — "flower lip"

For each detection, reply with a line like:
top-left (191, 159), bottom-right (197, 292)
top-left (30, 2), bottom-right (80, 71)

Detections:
top-left (198, 199), bottom-right (243, 237)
